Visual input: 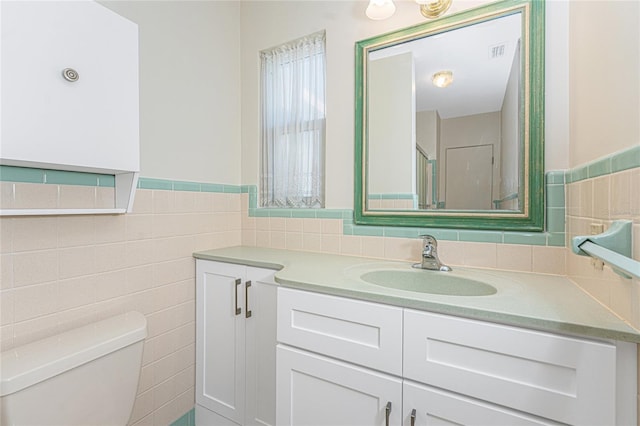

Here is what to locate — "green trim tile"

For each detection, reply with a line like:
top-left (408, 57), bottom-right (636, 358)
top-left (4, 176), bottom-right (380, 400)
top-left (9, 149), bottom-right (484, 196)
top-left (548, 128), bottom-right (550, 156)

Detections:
top-left (45, 170), bottom-right (99, 186)
top-left (315, 210), bottom-right (344, 219)
top-left (567, 166), bottom-right (588, 183)
top-left (138, 178), bottom-right (173, 190)
top-left (252, 208), bottom-right (271, 217)
top-left (383, 227), bottom-right (423, 238)
top-left (170, 408), bottom-right (195, 426)
top-left (0, 165), bottom-right (44, 183)
top-left (342, 224), bottom-right (354, 235)
top-left (173, 181), bottom-right (201, 192)
top-left (201, 183), bottom-right (224, 193)
top-left (458, 230), bottom-right (503, 243)
top-left (546, 184), bottom-right (565, 208)
top-left (266, 209), bottom-right (293, 218)
top-left (547, 233), bottom-right (566, 247)
top-left (546, 207), bottom-right (565, 233)
top-left (249, 193), bottom-right (258, 209)
top-left (351, 225), bottom-right (384, 237)
top-left (97, 175), bottom-right (116, 187)
top-left (545, 171), bottom-right (565, 185)
top-left (587, 158), bottom-right (611, 178)
top-left (503, 232), bottom-right (548, 245)
top-left (421, 229), bottom-right (459, 241)
top-left (290, 209), bottom-right (317, 218)
top-left (223, 185), bottom-right (242, 193)
top-left (611, 145), bottom-right (640, 173)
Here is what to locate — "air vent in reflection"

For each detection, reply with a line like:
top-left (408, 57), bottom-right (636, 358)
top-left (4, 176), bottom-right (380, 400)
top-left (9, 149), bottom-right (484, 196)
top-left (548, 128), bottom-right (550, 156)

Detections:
top-left (489, 43), bottom-right (506, 59)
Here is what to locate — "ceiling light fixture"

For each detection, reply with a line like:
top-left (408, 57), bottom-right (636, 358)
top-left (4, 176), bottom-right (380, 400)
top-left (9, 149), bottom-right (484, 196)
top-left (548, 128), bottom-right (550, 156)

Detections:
top-left (366, 0), bottom-right (396, 20)
top-left (415, 0), bottom-right (452, 19)
top-left (432, 70), bottom-right (454, 88)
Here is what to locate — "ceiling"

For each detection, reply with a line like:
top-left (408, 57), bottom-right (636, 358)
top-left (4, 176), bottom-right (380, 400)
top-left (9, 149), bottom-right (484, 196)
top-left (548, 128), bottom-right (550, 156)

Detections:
top-left (369, 12), bottom-right (522, 119)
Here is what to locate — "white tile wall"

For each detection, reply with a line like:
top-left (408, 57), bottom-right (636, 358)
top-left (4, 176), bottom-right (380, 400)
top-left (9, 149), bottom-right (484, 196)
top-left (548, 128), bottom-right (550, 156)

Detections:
top-left (0, 186), bottom-right (241, 426)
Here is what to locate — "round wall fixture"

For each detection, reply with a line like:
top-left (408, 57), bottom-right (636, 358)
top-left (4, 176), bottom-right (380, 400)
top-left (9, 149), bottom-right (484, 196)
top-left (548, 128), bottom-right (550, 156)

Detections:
top-left (62, 68), bottom-right (79, 82)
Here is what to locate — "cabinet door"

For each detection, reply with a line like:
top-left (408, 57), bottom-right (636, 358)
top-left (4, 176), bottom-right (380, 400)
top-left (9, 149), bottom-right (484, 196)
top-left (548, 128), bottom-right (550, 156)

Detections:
top-left (1, 0), bottom-right (139, 172)
top-left (196, 261), bottom-right (247, 425)
top-left (276, 345), bottom-right (403, 426)
top-left (403, 309), bottom-right (617, 425)
top-left (245, 268), bottom-right (278, 426)
top-left (403, 380), bottom-right (561, 426)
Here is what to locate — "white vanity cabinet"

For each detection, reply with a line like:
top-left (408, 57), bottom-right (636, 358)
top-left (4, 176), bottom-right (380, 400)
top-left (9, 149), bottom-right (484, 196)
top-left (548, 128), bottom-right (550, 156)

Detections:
top-left (196, 260), bottom-right (278, 426)
top-left (276, 287), bottom-right (637, 426)
top-left (276, 287), bottom-right (404, 426)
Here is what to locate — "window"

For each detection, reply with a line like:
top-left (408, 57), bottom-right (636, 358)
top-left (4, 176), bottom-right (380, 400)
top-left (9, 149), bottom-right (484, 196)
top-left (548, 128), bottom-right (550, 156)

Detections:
top-left (260, 31), bottom-right (326, 208)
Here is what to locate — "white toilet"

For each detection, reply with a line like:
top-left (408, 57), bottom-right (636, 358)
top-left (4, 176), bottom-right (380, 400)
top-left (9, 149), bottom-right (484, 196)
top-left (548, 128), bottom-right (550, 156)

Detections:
top-left (0, 311), bottom-right (147, 426)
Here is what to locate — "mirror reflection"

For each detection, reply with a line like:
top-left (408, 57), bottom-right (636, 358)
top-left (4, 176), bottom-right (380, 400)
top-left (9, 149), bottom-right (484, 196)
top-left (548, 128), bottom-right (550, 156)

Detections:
top-left (367, 11), bottom-right (524, 211)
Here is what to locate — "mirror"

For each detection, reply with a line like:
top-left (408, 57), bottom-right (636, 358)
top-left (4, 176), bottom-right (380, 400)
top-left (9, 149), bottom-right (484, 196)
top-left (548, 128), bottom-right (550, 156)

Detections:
top-left (355, 0), bottom-right (544, 231)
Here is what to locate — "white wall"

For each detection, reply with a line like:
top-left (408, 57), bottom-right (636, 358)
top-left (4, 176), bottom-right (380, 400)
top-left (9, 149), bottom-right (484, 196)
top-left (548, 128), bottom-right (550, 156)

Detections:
top-left (241, 0), bottom-right (569, 208)
top-left (368, 53), bottom-right (415, 194)
top-left (569, 0), bottom-right (640, 167)
top-left (100, 1), bottom-right (242, 184)
top-left (499, 40), bottom-right (520, 206)
top-left (416, 110), bottom-right (439, 159)
top-left (438, 112), bottom-right (501, 204)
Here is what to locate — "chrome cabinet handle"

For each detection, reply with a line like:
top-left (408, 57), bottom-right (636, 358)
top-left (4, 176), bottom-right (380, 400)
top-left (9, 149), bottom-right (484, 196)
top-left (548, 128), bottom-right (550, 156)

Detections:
top-left (410, 409), bottom-right (416, 426)
top-left (234, 278), bottom-right (242, 315)
top-left (385, 402), bottom-right (392, 426)
top-left (245, 281), bottom-right (252, 318)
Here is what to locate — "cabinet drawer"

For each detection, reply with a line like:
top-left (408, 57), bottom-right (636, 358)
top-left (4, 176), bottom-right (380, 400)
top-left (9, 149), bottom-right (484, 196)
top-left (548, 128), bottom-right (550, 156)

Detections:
top-left (277, 287), bottom-right (403, 375)
top-left (403, 309), bottom-right (617, 426)
top-left (404, 380), bottom-right (562, 426)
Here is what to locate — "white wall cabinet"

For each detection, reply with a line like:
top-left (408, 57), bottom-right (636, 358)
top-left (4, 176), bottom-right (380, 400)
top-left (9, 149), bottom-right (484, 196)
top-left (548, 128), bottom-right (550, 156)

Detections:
top-left (276, 287), bottom-right (637, 426)
top-left (0, 0), bottom-right (139, 214)
top-left (196, 260), bottom-right (278, 426)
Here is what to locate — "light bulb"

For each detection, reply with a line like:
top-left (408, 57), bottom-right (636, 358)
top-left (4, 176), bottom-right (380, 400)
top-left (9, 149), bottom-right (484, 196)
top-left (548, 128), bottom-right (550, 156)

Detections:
top-left (366, 0), bottom-right (396, 20)
top-left (432, 70), bottom-right (454, 88)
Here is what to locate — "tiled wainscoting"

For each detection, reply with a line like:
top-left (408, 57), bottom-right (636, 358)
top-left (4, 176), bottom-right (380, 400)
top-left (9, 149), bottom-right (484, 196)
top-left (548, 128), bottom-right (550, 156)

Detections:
top-left (2, 146), bottom-right (639, 425)
top-left (0, 181), bottom-right (242, 425)
top-left (564, 146), bottom-right (640, 420)
top-left (565, 147), bottom-right (640, 329)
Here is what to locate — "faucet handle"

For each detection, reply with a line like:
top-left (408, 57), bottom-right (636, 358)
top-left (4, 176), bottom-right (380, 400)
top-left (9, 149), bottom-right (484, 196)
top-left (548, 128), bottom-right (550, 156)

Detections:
top-left (419, 234), bottom-right (438, 247)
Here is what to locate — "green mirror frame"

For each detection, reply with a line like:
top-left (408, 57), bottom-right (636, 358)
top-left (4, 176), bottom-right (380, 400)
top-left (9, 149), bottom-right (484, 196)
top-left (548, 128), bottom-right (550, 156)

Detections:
top-left (354, 0), bottom-right (545, 231)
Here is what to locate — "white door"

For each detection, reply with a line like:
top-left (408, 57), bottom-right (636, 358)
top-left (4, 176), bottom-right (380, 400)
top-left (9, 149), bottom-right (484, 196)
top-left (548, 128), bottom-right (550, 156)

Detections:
top-left (444, 145), bottom-right (493, 209)
top-left (276, 345), bottom-right (403, 426)
top-left (403, 381), bottom-right (560, 426)
top-left (245, 269), bottom-right (278, 426)
top-left (196, 261), bottom-right (247, 425)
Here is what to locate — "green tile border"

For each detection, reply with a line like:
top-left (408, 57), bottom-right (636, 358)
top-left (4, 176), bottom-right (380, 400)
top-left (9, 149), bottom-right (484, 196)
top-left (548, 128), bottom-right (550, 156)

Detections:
top-left (0, 165), bottom-right (114, 187)
top-left (170, 408), bottom-right (195, 426)
top-left (565, 145), bottom-right (640, 183)
top-left (1, 166), bottom-right (568, 247)
top-left (8, 144), bottom-right (637, 248)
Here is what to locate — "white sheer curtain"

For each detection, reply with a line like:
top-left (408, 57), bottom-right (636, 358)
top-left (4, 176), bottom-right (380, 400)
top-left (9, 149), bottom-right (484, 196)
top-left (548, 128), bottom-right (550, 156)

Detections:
top-left (260, 31), bottom-right (326, 208)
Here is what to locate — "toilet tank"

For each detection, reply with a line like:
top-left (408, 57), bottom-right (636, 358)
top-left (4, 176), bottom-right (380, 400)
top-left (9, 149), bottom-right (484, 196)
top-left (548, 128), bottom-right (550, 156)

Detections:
top-left (0, 311), bottom-right (147, 426)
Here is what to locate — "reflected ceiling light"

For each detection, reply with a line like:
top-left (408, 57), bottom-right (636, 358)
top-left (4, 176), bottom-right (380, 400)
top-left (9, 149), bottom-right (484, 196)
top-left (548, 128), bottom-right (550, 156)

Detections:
top-left (432, 70), bottom-right (454, 88)
top-left (415, 0), bottom-right (452, 19)
top-left (366, 0), bottom-right (396, 20)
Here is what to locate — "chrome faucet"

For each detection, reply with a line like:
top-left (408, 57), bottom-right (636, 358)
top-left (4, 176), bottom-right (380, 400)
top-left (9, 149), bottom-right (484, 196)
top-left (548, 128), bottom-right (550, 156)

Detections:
top-left (413, 235), bottom-right (452, 271)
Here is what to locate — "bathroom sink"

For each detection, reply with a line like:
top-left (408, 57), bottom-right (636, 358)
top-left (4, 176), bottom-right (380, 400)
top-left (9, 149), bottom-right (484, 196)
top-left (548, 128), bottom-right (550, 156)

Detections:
top-left (360, 270), bottom-right (497, 296)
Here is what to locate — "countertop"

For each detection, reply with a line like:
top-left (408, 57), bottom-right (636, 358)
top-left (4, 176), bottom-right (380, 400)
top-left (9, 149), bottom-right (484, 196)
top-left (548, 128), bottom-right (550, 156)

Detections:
top-left (193, 246), bottom-right (640, 344)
